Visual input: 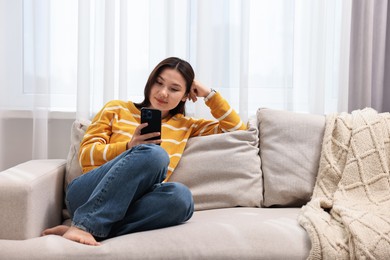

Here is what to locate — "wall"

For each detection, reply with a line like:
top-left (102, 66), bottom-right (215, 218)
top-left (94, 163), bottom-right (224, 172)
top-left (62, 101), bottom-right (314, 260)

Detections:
top-left (0, 117), bottom-right (74, 172)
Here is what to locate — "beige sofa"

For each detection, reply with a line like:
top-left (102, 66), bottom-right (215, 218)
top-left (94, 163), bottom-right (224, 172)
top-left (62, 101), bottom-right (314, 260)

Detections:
top-left (0, 108), bottom-right (326, 259)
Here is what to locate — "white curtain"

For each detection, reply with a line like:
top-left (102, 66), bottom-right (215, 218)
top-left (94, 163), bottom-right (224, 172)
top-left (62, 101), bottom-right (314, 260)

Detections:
top-left (0, 0), bottom-right (353, 165)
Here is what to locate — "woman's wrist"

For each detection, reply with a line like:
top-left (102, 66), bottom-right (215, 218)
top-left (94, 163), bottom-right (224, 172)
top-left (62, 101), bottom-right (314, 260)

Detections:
top-left (204, 88), bottom-right (217, 102)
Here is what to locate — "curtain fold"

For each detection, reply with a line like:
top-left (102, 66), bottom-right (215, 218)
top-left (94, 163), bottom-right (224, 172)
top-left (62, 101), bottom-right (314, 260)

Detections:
top-left (118, 0), bottom-right (128, 99)
top-left (103, 0), bottom-right (115, 105)
top-left (384, 4), bottom-right (390, 113)
top-left (348, 0), bottom-right (390, 112)
top-left (24, 0), bottom-right (50, 159)
top-left (239, 0), bottom-right (250, 123)
top-left (77, 0), bottom-right (91, 119)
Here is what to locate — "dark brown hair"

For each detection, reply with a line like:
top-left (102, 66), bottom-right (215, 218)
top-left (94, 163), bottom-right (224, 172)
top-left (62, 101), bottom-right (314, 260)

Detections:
top-left (134, 57), bottom-right (195, 116)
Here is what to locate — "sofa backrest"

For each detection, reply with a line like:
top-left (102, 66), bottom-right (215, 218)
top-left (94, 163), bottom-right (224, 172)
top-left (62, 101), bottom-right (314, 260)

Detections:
top-left (64, 108), bottom-right (325, 211)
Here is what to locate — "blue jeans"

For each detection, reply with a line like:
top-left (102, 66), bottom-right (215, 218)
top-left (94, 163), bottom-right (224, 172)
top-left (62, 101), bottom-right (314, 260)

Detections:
top-left (65, 144), bottom-right (194, 239)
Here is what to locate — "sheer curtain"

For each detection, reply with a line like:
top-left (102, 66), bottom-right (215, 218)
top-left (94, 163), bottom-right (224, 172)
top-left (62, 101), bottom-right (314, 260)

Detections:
top-left (76, 0), bottom-right (194, 119)
top-left (1, 0), bottom-right (356, 166)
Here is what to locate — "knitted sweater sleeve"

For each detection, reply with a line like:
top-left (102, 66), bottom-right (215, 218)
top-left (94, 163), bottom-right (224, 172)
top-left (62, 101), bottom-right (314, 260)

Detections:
top-left (78, 101), bottom-right (129, 173)
top-left (190, 92), bottom-right (247, 137)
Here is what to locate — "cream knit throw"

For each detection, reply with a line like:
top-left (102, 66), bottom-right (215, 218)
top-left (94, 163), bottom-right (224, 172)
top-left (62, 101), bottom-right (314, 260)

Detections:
top-left (298, 108), bottom-right (390, 259)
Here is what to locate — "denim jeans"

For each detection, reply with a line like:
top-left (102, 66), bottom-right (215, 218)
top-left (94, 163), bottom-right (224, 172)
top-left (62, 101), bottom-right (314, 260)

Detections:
top-left (65, 144), bottom-right (194, 239)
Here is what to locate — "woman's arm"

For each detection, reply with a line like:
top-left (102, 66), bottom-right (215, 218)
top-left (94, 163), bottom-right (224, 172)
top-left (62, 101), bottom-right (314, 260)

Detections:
top-left (78, 100), bottom-right (162, 173)
top-left (78, 101), bottom-right (129, 173)
top-left (188, 81), bottom-right (246, 137)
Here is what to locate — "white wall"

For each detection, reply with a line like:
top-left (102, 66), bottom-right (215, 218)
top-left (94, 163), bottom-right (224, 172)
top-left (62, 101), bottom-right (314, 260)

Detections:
top-left (0, 117), bottom-right (74, 171)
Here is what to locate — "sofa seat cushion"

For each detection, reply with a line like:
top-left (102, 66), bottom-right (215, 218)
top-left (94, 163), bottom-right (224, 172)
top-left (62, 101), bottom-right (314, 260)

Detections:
top-left (0, 208), bottom-right (310, 260)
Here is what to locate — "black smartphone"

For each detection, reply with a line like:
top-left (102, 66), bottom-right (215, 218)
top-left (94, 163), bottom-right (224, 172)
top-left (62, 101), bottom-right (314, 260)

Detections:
top-left (140, 108), bottom-right (162, 143)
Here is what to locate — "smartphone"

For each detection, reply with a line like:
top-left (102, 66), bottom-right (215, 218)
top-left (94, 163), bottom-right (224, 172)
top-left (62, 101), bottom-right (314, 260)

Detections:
top-left (140, 108), bottom-right (162, 143)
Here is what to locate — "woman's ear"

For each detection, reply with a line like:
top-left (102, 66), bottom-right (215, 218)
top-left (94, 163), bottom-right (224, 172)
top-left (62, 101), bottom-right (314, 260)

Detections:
top-left (181, 94), bottom-right (188, 102)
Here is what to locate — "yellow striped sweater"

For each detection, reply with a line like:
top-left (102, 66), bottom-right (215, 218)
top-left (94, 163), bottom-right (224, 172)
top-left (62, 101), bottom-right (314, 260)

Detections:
top-left (79, 92), bottom-right (246, 181)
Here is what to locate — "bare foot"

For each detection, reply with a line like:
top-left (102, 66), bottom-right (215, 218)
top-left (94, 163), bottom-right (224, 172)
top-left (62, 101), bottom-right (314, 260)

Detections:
top-left (42, 225), bottom-right (70, 236)
top-left (63, 226), bottom-right (101, 246)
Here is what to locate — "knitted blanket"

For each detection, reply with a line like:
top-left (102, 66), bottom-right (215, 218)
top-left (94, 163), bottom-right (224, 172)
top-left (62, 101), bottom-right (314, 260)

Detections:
top-left (298, 108), bottom-right (390, 259)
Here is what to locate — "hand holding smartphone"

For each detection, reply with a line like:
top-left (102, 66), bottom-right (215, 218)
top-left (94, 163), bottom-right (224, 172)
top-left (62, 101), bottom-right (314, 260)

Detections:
top-left (140, 108), bottom-right (162, 144)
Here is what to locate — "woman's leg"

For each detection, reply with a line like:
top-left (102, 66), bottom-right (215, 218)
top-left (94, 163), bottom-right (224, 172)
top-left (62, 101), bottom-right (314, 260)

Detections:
top-left (65, 144), bottom-right (169, 238)
top-left (108, 182), bottom-right (194, 237)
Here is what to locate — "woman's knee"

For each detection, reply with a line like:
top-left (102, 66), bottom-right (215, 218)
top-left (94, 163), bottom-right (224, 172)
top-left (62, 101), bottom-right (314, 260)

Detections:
top-left (163, 182), bottom-right (194, 221)
top-left (133, 144), bottom-right (169, 170)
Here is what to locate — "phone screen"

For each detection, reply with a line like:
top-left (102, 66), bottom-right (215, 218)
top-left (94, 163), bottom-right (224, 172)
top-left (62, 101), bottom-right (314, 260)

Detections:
top-left (140, 108), bottom-right (162, 143)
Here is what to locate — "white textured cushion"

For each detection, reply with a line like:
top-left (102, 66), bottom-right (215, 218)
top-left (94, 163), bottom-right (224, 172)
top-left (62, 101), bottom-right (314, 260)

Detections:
top-left (64, 119), bottom-right (90, 189)
top-left (258, 108), bottom-right (325, 207)
top-left (169, 116), bottom-right (263, 211)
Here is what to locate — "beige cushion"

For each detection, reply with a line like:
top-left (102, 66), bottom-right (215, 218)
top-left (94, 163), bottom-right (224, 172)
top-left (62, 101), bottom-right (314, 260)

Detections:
top-left (169, 116), bottom-right (263, 211)
top-left (258, 108), bottom-right (325, 207)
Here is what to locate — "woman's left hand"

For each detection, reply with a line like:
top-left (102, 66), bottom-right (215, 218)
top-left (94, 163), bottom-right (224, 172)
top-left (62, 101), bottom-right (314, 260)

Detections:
top-left (188, 80), bottom-right (211, 102)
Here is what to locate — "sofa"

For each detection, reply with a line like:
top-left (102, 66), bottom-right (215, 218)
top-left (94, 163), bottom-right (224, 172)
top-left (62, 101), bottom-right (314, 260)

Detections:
top-left (0, 108), bottom-right (326, 259)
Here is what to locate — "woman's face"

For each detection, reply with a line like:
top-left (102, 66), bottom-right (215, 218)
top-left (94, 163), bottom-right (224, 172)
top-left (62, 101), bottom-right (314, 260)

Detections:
top-left (148, 68), bottom-right (188, 118)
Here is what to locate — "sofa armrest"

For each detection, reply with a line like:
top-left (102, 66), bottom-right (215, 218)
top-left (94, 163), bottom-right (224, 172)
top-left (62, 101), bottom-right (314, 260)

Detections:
top-left (0, 159), bottom-right (66, 240)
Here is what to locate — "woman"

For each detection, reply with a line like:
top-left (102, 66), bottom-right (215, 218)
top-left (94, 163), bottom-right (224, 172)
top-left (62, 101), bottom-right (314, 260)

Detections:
top-left (42, 57), bottom-right (246, 246)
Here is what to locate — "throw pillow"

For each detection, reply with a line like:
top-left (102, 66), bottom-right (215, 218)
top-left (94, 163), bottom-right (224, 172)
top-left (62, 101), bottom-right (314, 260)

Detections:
top-left (257, 108), bottom-right (325, 207)
top-left (169, 116), bottom-right (263, 211)
top-left (64, 119), bottom-right (91, 189)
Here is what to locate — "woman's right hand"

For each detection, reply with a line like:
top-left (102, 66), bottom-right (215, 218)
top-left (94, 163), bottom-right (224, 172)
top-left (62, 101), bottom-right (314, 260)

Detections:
top-left (126, 123), bottom-right (162, 150)
top-left (188, 80), bottom-right (211, 102)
